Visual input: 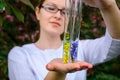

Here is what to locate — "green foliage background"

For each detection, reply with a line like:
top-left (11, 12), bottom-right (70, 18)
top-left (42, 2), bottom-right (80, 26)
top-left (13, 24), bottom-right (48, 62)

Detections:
top-left (0, 0), bottom-right (120, 80)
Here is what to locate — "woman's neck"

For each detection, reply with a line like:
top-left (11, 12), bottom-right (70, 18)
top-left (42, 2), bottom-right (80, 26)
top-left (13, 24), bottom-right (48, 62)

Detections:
top-left (35, 34), bottom-right (62, 50)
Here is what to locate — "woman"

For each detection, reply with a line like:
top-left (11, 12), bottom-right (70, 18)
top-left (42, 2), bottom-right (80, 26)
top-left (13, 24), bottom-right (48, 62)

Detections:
top-left (8, 0), bottom-right (120, 80)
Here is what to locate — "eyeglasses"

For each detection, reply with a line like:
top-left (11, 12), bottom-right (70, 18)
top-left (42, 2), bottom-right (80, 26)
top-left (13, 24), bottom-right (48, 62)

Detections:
top-left (41, 4), bottom-right (69, 17)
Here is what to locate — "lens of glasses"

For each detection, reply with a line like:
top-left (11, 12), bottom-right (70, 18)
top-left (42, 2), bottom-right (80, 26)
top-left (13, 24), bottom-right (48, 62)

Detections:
top-left (44, 5), bottom-right (58, 13)
top-left (42, 5), bottom-right (67, 16)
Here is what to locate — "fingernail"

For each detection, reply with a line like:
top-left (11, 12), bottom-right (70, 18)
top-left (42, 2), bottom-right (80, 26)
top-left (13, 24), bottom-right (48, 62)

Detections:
top-left (83, 66), bottom-right (88, 68)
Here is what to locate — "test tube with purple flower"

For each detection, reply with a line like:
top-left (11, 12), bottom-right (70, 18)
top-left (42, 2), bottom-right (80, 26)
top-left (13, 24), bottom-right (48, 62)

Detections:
top-left (63, 0), bottom-right (82, 63)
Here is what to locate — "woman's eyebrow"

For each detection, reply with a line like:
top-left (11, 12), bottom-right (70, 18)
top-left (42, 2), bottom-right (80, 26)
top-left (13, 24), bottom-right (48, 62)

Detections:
top-left (44, 3), bottom-right (57, 6)
top-left (44, 2), bottom-right (67, 9)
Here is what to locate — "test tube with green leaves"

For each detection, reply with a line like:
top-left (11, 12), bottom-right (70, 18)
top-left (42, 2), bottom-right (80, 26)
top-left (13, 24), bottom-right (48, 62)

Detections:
top-left (63, 0), bottom-right (82, 63)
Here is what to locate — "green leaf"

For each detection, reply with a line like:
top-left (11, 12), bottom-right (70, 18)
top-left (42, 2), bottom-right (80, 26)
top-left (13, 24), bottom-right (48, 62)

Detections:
top-left (19, 0), bottom-right (34, 10)
top-left (0, 1), bottom-right (6, 12)
top-left (8, 3), bottom-right (24, 22)
top-left (0, 15), bottom-right (3, 26)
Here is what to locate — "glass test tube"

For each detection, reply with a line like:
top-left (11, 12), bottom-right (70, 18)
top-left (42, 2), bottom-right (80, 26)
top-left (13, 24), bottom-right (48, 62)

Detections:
top-left (63, 0), bottom-right (82, 63)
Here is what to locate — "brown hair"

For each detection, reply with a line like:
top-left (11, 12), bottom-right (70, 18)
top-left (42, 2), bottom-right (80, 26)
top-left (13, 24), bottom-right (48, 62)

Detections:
top-left (37, 0), bottom-right (45, 8)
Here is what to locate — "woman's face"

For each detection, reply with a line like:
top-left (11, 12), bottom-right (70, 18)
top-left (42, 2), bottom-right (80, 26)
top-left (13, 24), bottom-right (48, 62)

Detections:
top-left (36, 0), bottom-right (69, 37)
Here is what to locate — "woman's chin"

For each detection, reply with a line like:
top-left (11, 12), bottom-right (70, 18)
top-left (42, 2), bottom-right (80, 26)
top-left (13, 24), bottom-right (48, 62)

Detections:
top-left (48, 32), bottom-right (62, 37)
top-left (49, 30), bottom-right (63, 35)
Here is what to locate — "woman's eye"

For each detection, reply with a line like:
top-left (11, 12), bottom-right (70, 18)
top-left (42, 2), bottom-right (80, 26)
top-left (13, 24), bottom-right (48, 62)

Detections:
top-left (48, 7), bottom-right (56, 11)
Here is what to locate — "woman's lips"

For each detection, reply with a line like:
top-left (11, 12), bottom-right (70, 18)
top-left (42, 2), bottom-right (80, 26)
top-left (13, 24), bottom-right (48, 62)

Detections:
top-left (50, 22), bottom-right (61, 26)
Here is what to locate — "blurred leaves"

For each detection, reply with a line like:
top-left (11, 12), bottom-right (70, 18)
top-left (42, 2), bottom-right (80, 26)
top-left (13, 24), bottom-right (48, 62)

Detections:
top-left (19, 0), bottom-right (34, 10)
top-left (0, 0), bottom-right (35, 24)
top-left (88, 57), bottom-right (120, 80)
top-left (0, 15), bottom-right (3, 26)
top-left (0, 0), bottom-right (6, 12)
top-left (9, 4), bottom-right (24, 23)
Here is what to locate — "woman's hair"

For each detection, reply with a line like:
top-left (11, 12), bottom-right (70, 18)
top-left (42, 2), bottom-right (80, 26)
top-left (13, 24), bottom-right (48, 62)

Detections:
top-left (37, 0), bottom-right (45, 8)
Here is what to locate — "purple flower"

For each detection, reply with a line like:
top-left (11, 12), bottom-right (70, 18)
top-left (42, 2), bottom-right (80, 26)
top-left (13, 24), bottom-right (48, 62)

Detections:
top-left (70, 41), bottom-right (78, 60)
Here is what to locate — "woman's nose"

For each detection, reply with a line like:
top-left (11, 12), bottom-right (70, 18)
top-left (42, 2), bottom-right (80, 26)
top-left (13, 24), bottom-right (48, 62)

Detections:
top-left (54, 11), bottom-right (62, 19)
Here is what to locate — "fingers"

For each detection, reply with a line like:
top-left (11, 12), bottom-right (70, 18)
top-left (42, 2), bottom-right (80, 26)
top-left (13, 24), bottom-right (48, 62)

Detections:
top-left (66, 62), bottom-right (93, 73)
top-left (46, 59), bottom-right (93, 74)
top-left (46, 64), bottom-right (55, 71)
top-left (78, 61), bottom-right (93, 69)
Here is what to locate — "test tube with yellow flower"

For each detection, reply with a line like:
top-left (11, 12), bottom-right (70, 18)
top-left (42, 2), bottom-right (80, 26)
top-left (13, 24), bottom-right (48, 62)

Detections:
top-left (63, 0), bottom-right (82, 63)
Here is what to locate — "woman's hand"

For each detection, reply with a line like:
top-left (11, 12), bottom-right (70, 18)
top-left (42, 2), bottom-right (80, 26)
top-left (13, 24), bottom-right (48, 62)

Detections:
top-left (83, 0), bottom-right (120, 39)
top-left (46, 58), bottom-right (93, 74)
top-left (83, 0), bottom-right (116, 10)
top-left (45, 58), bottom-right (92, 80)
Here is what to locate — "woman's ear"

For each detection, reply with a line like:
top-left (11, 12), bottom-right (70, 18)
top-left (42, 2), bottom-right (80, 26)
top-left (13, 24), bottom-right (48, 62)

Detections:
top-left (35, 7), bottom-right (40, 20)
